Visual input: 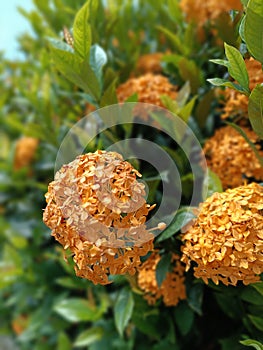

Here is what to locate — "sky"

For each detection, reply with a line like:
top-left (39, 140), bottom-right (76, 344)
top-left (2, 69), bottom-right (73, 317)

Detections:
top-left (0, 0), bottom-right (34, 60)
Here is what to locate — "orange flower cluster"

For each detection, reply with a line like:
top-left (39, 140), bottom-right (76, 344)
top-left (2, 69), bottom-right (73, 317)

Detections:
top-left (181, 183), bottom-right (263, 286)
top-left (203, 125), bottom-right (263, 189)
top-left (180, 0), bottom-right (242, 28)
top-left (43, 150), bottom-right (160, 285)
top-left (14, 137), bottom-right (39, 170)
top-left (135, 53), bottom-right (163, 75)
top-left (117, 73), bottom-right (177, 120)
top-left (221, 58), bottom-right (263, 119)
top-left (137, 251), bottom-right (186, 306)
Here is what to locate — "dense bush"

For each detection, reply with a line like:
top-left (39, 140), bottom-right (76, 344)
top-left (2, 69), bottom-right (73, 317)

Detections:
top-left (0, 1), bottom-right (263, 349)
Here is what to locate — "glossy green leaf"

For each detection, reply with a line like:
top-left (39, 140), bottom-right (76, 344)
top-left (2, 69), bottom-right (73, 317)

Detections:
top-left (244, 0), bottom-right (263, 64)
top-left (202, 168), bottom-right (223, 199)
top-left (157, 208), bottom-right (196, 242)
top-left (73, 0), bottom-right (92, 59)
top-left (156, 252), bottom-right (172, 288)
top-left (224, 43), bottom-right (249, 93)
top-left (187, 283), bottom-right (204, 316)
top-left (74, 327), bottom-right (103, 347)
top-left (89, 44), bottom-right (107, 84)
top-left (114, 288), bottom-right (134, 337)
top-left (207, 78), bottom-right (249, 95)
top-left (248, 85), bottom-right (263, 139)
top-left (54, 298), bottom-right (102, 323)
top-left (240, 339), bottom-right (263, 350)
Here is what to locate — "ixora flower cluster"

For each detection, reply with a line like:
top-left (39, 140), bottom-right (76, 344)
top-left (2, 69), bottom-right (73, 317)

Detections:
top-left (181, 183), bottom-right (263, 286)
top-left (137, 251), bottom-right (186, 306)
top-left (203, 125), bottom-right (263, 189)
top-left (43, 150), bottom-right (165, 285)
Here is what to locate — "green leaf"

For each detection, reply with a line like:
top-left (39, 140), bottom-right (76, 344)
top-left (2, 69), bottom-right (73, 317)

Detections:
top-left (209, 59), bottom-right (229, 68)
top-left (187, 283), bottom-right (204, 316)
top-left (248, 315), bottom-right (263, 331)
top-left (73, 0), bottom-right (92, 59)
top-left (174, 302), bottom-right (194, 336)
top-left (54, 298), bottom-right (103, 323)
top-left (241, 285), bottom-right (263, 305)
top-left (241, 0), bottom-right (249, 6)
top-left (248, 85), bottom-right (263, 139)
top-left (156, 252), bottom-right (172, 288)
top-left (240, 339), bottom-right (263, 350)
top-left (74, 327), bottom-right (103, 347)
top-left (89, 44), bottom-right (107, 84)
top-left (100, 78), bottom-right (118, 107)
top-left (57, 332), bottom-right (72, 350)
top-left (157, 208), bottom-right (196, 242)
top-left (202, 168), bottom-right (223, 199)
top-left (224, 43), bottom-right (250, 93)
top-left (177, 57), bottom-right (203, 93)
top-left (49, 45), bottom-right (100, 100)
top-left (114, 288), bottom-right (134, 337)
top-left (251, 282), bottom-right (263, 296)
top-left (244, 0), bottom-right (263, 64)
top-left (157, 26), bottom-right (188, 56)
top-left (207, 78), bottom-right (249, 95)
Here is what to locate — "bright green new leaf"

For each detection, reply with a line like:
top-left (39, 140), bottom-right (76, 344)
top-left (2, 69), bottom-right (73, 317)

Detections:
top-left (114, 288), bottom-right (134, 337)
top-left (57, 332), bottom-right (72, 350)
top-left (74, 327), bottom-right (103, 347)
top-left (240, 339), bottom-right (263, 350)
top-left (156, 252), bottom-right (172, 287)
top-left (224, 43), bottom-right (250, 93)
top-left (244, 0), bottom-right (263, 64)
top-left (209, 58), bottom-right (229, 68)
top-left (54, 298), bottom-right (103, 323)
top-left (73, 0), bottom-right (92, 59)
top-left (248, 85), bottom-right (263, 139)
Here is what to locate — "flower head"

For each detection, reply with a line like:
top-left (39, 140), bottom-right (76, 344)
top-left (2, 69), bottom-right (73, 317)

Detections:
top-left (135, 53), bottom-right (164, 75)
top-left (137, 251), bottom-right (186, 306)
top-left (181, 183), bottom-right (263, 286)
top-left (180, 0), bottom-right (242, 28)
top-left (14, 137), bottom-right (39, 171)
top-left (117, 73), bottom-right (177, 120)
top-left (203, 125), bottom-right (263, 189)
top-left (43, 150), bottom-right (160, 285)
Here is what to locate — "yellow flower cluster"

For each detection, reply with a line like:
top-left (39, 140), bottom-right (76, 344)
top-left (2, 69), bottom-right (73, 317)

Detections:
top-left (181, 183), bottom-right (263, 286)
top-left (43, 150), bottom-right (158, 285)
top-left (135, 53), bottom-right (164, 75)
top-left (180, 0), bottom-right (242, 28)
top-left (203, 125), bottom-right (263, 189)
top-left (14, 137), bottom-right (39, 171)
top-left (117, 73), bottom-right (177, 120)
top-left (221, 58), bottom-right (263, 119)
top-left (137, 251), bottom-right (186, 306)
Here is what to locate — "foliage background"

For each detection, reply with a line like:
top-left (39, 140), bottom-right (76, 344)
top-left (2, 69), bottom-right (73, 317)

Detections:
top-left (0, 0), bottom-right (263, 349)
